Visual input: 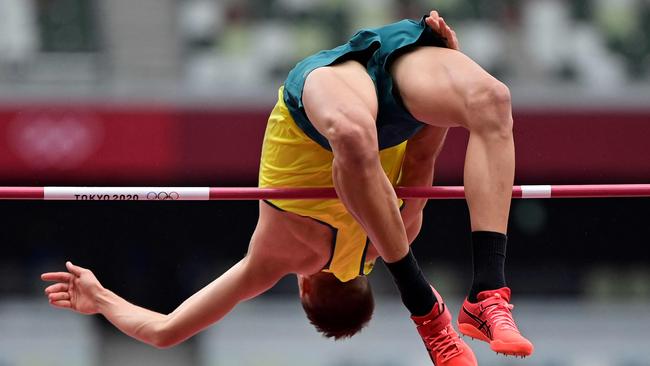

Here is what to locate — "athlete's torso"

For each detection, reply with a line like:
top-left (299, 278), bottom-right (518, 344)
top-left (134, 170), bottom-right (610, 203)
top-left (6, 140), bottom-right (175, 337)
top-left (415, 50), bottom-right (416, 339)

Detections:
top-left (259, 17), bottom-right (447, 282)
top-left (259, 87), bottom-right (407, 282)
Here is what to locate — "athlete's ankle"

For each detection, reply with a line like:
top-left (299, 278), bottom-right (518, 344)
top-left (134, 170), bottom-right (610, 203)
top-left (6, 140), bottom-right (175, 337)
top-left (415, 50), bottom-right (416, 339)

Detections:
top-left (385, 249), bottom-right (436, 316)
top-left (468, 231), bottom-right (507, 302)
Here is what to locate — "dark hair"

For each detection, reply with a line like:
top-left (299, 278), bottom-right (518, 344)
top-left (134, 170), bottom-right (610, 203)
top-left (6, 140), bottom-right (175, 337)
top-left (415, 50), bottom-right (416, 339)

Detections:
top-left (300, 274), bottom-right (375, 340)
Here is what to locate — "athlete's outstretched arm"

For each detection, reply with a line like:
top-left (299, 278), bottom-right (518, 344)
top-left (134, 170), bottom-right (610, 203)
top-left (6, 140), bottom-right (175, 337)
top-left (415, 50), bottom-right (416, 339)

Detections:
top-left (42, 258), bottom-right (283, 348)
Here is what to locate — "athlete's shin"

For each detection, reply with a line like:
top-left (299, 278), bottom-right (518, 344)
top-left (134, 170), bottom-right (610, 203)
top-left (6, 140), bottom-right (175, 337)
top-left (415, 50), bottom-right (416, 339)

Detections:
top-left (331, 154), bottom-right (410, 263)
top-left (330, 154), bottom-right (435, 316)
top-left (463, 81), bottom-right (515, 233)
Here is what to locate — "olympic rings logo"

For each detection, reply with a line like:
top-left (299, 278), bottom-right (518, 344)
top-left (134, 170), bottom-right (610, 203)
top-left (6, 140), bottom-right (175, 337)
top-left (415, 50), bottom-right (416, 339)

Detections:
top-left (146, 191), bottom-right (180, 200)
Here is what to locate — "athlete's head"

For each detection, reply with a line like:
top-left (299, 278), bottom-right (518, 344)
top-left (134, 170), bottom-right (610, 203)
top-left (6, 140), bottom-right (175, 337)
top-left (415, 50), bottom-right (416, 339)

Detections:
top-left (298, 272), bottom-right (374, 340)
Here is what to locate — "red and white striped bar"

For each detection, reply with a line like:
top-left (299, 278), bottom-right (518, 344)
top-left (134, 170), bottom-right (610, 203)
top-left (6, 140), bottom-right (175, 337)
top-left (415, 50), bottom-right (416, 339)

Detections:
top-left (0, 184), bottom-right (649, 201)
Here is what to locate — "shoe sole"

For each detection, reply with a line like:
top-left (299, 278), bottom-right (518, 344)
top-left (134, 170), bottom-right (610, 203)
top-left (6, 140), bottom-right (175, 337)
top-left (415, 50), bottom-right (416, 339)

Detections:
top-left (458, 323), bottom-right (533, 358)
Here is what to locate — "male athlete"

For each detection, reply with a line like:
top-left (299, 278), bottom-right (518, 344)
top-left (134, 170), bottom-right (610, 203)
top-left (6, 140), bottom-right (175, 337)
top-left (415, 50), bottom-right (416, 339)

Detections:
top-left (42, 11), bottom-right (533, 365)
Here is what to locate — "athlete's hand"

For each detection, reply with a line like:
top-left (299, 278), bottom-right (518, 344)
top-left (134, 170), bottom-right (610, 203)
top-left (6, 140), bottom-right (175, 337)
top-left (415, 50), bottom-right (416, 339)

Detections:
top-left (41, 261), bottom-right (104, 315)
top-left (425, 10), bottom-right (459, 51)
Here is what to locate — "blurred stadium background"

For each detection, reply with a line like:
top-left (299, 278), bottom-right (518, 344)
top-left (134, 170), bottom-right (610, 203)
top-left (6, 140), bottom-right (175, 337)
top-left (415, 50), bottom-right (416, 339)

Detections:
top-left (1, 0), bottom-right (650, 365)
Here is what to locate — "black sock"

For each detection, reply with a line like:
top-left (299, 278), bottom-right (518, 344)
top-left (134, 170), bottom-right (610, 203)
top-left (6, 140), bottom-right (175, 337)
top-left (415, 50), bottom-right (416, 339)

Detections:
top-left (468, 231), bottom-right (507, 303)
top-left (385, 249), bottom-right (436, 317)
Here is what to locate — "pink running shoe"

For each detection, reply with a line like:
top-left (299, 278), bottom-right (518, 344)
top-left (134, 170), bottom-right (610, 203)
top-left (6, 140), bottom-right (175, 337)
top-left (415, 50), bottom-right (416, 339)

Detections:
top-left (457, 287), bottom-right (534, 357)
top-left (412, 288), bottom-right (477, 365)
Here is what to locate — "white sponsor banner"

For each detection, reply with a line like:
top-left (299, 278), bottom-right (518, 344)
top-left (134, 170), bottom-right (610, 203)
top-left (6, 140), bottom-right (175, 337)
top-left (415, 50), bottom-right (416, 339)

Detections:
top-left (521, 185), bottom-right (552, 199)
top-left (44, 187), bottom-right (210, 201)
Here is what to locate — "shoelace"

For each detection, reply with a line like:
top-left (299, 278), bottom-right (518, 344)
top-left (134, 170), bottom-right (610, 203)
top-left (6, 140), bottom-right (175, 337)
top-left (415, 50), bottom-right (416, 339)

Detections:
top-left (482, 294), bottom-right (518, 331)
top-left (424, 325), bottom-right (463, 363)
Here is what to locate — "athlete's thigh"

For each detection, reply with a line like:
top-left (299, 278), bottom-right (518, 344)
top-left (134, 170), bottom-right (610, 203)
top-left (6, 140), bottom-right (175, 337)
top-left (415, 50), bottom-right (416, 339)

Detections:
top-left (302, 60), bottom-right (378, 138)
top-left (391, 46), bottom-right (499, 128)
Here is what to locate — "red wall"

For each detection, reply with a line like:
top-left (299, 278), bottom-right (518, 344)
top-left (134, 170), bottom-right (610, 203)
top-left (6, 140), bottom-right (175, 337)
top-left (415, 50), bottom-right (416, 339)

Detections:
top-left (1, 105), bottom-right (649, 186)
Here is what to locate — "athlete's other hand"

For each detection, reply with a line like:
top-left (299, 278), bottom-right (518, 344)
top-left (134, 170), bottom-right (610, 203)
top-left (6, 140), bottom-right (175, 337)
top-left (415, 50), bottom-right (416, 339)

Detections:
top-left (41, 261), bottom-right (104, 315)
top-left (425, 10), bottom-right (459, 51)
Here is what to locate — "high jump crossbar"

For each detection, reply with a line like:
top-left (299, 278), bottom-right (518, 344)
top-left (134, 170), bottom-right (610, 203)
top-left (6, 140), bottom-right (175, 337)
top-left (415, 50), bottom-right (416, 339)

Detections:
top-left (0, 184), bottom-right (649, 201)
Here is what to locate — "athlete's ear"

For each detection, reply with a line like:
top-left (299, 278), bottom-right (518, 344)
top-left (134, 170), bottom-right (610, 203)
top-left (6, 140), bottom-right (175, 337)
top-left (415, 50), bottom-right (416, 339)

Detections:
top-left (297, 275), bottom-right (311, 298)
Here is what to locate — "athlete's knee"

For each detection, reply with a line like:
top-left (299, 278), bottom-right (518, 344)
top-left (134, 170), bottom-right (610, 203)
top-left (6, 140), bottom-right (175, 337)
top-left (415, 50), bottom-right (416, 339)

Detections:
top-left (330, 127), bottom-right (379, 171)
top-left (466, 79), bottom-right (513, 137)
top-left (469, 79), bottom-right (511, 110)
top-left (323, 109), bottom-right (379, 169)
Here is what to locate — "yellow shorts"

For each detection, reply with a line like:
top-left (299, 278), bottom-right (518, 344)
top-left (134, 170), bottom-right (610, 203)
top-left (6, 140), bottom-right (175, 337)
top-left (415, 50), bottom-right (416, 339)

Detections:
top-left (259, 87), bottom-right (407, 282)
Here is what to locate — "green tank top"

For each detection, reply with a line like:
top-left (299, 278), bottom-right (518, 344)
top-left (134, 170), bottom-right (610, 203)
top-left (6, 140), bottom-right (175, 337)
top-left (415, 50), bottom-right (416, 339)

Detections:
top-left (283, 16), bottom-right (447, 151)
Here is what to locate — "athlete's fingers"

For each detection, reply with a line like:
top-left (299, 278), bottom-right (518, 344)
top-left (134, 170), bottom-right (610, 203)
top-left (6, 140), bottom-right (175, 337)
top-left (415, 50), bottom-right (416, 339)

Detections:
top-left (49, 300), bottom-right (72, 309)
top-left (426, 18), bottom-right (440, 32)
top-left (426, 14), bottom-right (459, 50)
top-left (449, 30), bottom-right (459, 50)
top-left (437, 18), bottom-right (459, 50)
top-left (45, 283), bottom-right (69, 294)
top-left (425, 15), bottom-right (440, 33)
top-left (440, 19), bottom-right (452, 37)
top-left (41, 272), bottom-right (73, 282)
top-left (445, 32), bottom-right (458, 50)
top-left (48, 292), bottom-right (70, 301)
top-left (439, 18), bottom-right (450, 34)
top-left (66, 261), bottom-right (84, 276)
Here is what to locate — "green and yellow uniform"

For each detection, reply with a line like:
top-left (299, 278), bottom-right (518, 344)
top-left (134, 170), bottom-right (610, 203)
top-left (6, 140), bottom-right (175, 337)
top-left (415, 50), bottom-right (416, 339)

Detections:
top-left (259, 17), bottom-right (446, 282)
